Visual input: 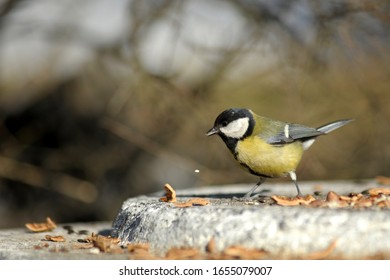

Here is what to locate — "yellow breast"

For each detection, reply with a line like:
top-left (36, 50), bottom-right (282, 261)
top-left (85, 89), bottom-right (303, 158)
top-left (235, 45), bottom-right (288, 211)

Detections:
top-left (235, 136), bottom-right (304, 178)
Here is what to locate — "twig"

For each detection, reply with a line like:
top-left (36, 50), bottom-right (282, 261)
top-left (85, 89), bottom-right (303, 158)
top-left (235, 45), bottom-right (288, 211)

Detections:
top-left (0, 155), bottom-right (97, 203)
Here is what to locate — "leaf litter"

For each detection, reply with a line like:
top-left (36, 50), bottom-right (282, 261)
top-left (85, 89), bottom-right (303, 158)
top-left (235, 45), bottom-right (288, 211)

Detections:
top-left (25, 217), bottom-right (57, 232)
top-left (159, 183), bottom-right (210, 208)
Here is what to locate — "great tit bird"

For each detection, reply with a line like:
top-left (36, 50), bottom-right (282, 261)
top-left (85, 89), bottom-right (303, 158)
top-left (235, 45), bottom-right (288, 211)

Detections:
top-left (206, 108), bottom-right (353, 197)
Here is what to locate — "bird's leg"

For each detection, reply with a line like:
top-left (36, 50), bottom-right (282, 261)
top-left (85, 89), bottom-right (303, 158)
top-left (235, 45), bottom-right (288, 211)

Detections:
top-left (288, 171), bottom-right (303, 197)
top-left (243, 177), bottom-right (266, 198)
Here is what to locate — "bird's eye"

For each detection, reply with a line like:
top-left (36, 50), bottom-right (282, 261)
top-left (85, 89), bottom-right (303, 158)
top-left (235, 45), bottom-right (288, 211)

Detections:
top-left (222, 121), bottom-right (228, 127)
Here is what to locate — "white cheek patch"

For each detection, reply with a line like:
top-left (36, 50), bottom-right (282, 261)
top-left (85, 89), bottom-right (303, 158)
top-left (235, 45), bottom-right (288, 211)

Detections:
top-left (220, 117), bottom-right (249, 139)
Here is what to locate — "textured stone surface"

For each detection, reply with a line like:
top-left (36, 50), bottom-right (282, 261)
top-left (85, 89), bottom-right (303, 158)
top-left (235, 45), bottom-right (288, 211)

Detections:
top-left (1, 180), bottom-right (389, 259)
top-left (111, 180), bottom-right (390, 258)
top-left (0, 222), bottom-right (118, 260)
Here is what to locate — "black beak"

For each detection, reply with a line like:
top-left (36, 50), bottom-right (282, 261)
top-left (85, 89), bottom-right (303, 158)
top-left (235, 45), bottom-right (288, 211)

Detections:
top-left (206, 126), bottom-right (219, 136)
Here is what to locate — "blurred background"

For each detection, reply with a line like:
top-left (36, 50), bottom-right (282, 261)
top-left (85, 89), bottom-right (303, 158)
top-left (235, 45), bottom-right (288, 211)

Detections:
top-left (0, 0), bottom-right (389, 228)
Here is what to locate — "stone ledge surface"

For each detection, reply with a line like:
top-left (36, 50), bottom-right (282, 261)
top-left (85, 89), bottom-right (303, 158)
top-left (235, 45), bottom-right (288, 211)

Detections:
top-left (0, 222), bottom-right (116, 260)
top-left (1, 180), bottom-right (389, 259)
top-left (111, 180), bottom-right (390, 259)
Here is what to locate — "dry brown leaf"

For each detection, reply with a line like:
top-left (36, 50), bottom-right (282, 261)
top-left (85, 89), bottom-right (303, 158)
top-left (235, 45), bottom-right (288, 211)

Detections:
top-left (376, 176), bottom-right (390, 186)
top-left (87, 233), bottom-right (121, 253)
top-left (25, 217), bottom-right (57, 232)
top-left (353, 198), bottom-right (373, 208)
top-left (187, 197), bottom-right (210, 206)
top-left (159, 183), bottom-right (177, 202)
top-left (127, 243), bottom-right (156, 259)
top-left (339, 193), bottom-right (363, 202)
top-left (206, 238), bottom-right (217, 254)
top-left (271, 195), bottom-right (315, 206)
top-left (159, 183), bottom-right (210, 207)
top-left (308, 199), bottom-right (327, 207)
top-left (305, 190), bottom-right (390, 209)
top-left (165, 247), bottom-right (200, 259)
top-left (328, 200), bottom-right (349, 208)
top-left (173, 198), bottom-right (210, 208)
top-left (306, 240), bottom-right (338, 260)
top-left (223, 246), bottom-right (267, 259)
top-left (367, 187), bottom-right (390, 195)
top-left (375, 199), bottom-right (390, 208)
top-left (326, 191), bottom-right (340, 202)
top-left (172, 201), bottom-right (193, 208)
top-left (127, 243), bottom-right (150, 252)
top-left (44, 235), bottom-right (65, 242)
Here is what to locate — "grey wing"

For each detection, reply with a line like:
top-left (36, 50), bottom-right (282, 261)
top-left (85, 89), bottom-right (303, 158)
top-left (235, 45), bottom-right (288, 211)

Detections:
top-left (266, 123), bottom-right (323, 145)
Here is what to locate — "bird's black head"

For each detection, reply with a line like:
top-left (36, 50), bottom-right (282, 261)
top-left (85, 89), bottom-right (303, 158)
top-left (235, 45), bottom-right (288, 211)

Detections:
top-left (206, 108), bottom-right (255, 140)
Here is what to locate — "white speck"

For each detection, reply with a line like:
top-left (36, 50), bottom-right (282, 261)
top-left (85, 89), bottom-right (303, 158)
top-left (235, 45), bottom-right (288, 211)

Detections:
top-left (89, 248), bottom-right (100, 254)
top-left (195, 169), bottom-right (200, 173)
top-left (284, 124), bottom-right (289, 138)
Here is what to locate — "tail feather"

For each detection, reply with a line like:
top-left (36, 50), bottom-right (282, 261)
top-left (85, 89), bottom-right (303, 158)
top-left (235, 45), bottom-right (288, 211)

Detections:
top-left (317, 119), bottom-right (353, 134)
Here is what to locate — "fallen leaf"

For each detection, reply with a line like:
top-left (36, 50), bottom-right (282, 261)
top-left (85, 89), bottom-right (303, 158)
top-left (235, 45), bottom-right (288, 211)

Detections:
top-left (187, 198), bottom-right (210, 206)
top-left (308, 199), bottom-right (327, 207)
top-left (159, 183), bottom-right (177, 202)
top-left (165, 247), bottom-right (200, 259)
top-left (127, 243), bottom-right (150, 252)
top-left (45, 235), bottom-right (65, 242)
top-left (206, 238), bottom-right (217, 254)
top-left (326, 191), bottom-right (340, 202)
top-left (223, 246), bottom-right (267, 259)
top-left (306, 240), bottom-right (338, 260)
top-left (339, 193), bottom-right (363, 202)
top-left (367, 187), bottom-right (390, 195)
top-left (173, 198), bottom-right (210, 208)
top-left (25, 217), bottom-right (57, 232)
top-left (375, 199), bottom-right (390, 208)
top-left (127, 243), bottom-right (154, 259)
top-left (172, 201), bottom-right (193, 208)
top-left (327, 200), bottom-right (349, 208)
top-left (86, 233), bottom-right (121, 253)
top-left (376, 176), bottom-right (390, 186)
top-left (353, 198), bottom-right (373, 208)
top-left (271, 195), bottom-right (315, 206)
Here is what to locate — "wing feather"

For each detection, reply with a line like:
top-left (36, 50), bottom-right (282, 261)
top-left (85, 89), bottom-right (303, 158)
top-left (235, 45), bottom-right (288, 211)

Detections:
top-left (266, 124), bottom-right (323, 145)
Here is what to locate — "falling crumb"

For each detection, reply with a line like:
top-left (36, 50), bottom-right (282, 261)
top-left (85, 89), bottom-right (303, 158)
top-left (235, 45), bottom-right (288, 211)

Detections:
top-left (194, 169), bottom-right (200, 173)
